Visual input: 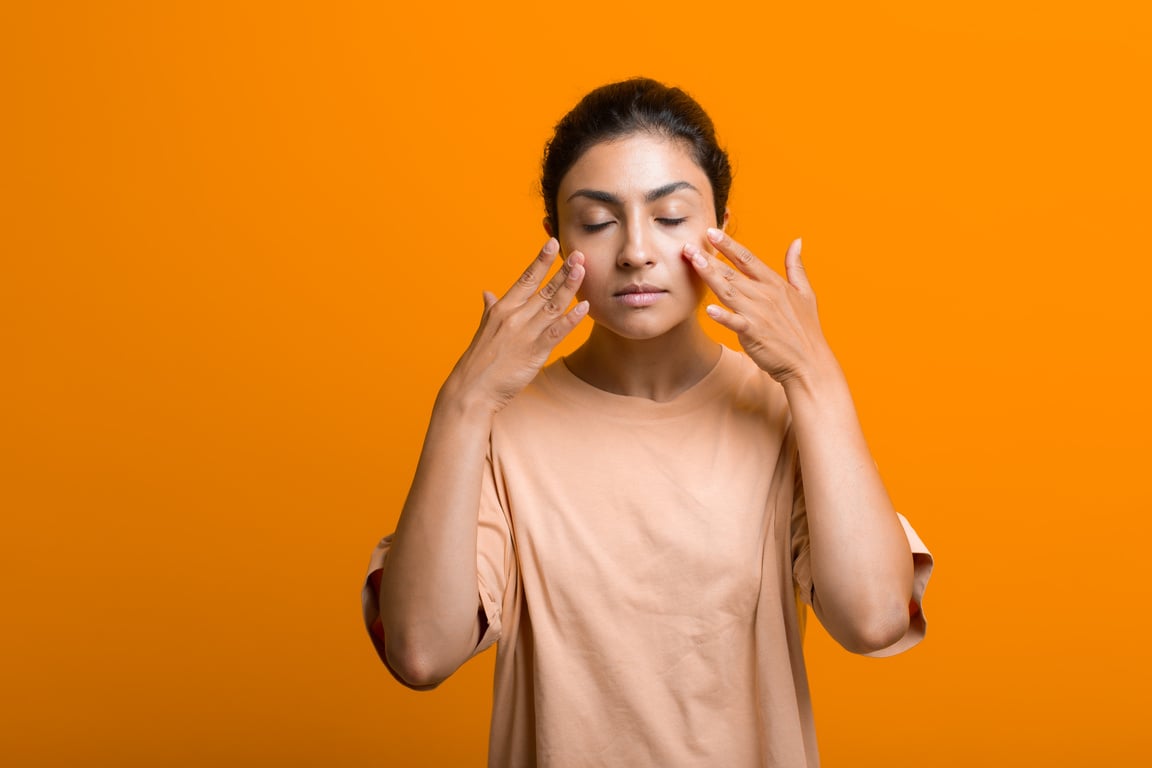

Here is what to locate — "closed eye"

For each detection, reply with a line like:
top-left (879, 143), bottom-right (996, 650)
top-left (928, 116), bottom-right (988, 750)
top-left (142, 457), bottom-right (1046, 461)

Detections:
top-left (657, 217), bottom-right (687, 227)
top-left (582, 221), bottom-right (614, 233)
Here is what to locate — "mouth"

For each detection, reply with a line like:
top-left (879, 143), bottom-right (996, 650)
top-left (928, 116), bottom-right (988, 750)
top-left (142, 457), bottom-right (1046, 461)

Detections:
top-left (613, 283), bottom-right (667, 307)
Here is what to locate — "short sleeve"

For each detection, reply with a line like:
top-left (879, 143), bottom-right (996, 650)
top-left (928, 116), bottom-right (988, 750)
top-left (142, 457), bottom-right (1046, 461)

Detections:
top-left (361, 453), bottom-right (513, 686)
top-left (865, 513), bottom-right (934, 657)
top-left (361, 534), bottom-right (407, 684)
top-left (475, 450), bottom-right (514, 653)
top-left (791, 465), bottom-right (815, 608)
top-left (790, 466), bottom-right (934, 657)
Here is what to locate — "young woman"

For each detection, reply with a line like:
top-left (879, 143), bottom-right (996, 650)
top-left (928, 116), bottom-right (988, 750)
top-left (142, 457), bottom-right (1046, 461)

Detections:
top-left (363, 78), bottom-right (933, 767)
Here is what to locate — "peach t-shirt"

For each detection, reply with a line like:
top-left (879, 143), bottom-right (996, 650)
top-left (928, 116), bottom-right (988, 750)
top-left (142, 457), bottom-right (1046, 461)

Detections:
top-left (363, 346), bottom-right (932, 767)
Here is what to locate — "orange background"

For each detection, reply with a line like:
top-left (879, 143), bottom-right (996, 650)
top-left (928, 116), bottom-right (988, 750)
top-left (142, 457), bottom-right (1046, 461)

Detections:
top-left (2, 2), bottom-right (1150, 766)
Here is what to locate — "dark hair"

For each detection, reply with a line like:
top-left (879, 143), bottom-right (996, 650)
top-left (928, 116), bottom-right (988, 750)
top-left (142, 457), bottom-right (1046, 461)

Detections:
top-left (541, 78), bottom-right (732, 229)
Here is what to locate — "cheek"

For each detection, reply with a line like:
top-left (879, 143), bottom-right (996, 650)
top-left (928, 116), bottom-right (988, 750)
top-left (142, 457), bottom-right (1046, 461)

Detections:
top-left (656, 224), bottom-right (709, 260)
top-left (687, 225), bottom-right (712, 253)
top-left (684, 264), bottom-right (708, 296)
top-left (570, 256), bottom-right (608, 301)
top-left (567, 241), bottom-right (614, 275)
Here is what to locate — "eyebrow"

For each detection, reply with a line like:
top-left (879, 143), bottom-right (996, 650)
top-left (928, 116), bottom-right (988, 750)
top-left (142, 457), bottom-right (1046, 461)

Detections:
top-left (566, 180), bottom-right (701, 205)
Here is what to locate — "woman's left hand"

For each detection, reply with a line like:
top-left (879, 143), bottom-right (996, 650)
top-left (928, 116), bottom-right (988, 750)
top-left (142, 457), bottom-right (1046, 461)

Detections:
top-left (683, 229), bottom-right (834, 386)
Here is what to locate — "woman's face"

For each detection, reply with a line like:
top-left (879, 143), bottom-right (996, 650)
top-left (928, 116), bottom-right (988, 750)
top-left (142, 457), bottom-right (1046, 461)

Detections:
top-left (553, 133), bottom-right (723, 342)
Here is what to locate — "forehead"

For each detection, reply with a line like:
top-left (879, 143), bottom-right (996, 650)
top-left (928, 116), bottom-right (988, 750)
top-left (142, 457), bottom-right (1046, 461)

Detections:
top-left (557, 134), bottom-right (711, 200)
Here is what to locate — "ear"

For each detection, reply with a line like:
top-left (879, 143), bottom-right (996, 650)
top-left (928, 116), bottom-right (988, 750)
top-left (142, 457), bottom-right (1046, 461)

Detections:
top-left (720, 207), bottom-right (730, 232)
top-left (542, 217), bottom-right (554, 237)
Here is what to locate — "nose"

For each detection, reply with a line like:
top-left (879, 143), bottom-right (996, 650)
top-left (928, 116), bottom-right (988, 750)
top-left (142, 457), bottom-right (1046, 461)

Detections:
top-left (616, 223), bottom-right (656, 269)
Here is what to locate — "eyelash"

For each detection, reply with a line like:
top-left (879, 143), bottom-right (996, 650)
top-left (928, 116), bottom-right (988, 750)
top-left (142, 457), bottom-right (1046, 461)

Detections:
top-left (581, 218), bottom-right (687, 233)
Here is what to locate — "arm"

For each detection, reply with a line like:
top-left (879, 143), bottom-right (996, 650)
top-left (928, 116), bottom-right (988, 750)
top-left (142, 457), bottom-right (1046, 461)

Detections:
top-left (685, 232), bottom-right (913, 654)
top-left (376, 239), bottom-right (588, 687)
top-left (782, 357), bottom-right (913, 653)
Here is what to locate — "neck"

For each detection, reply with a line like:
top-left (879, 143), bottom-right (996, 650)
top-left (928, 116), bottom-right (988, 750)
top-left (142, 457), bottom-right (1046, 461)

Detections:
top-left (564, 317), bottom-right (721, 402)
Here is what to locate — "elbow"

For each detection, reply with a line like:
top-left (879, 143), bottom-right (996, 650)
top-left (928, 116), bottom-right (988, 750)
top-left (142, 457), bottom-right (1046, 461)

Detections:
top-left (384, 641), bottom-right (452, 690)
top-left (818, 587), bottom-right (911, 655)
top-left (841, 602), bottom-right (910, 655)
top-left (373, 616), bottom-right (455, 690)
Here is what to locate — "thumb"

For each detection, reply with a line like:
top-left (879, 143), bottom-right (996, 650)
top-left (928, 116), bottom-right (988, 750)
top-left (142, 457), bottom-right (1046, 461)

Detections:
top-left (784, 238), bottom-right (811, 294)
top-left (482, 290), bottom-right (498, 311)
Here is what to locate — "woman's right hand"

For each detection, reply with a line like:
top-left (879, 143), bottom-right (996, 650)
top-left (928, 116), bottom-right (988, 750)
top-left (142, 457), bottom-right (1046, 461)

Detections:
top-left (379, 239), bottom-right (585, 687)
top-left (441, 238), bottom-right (588, 414)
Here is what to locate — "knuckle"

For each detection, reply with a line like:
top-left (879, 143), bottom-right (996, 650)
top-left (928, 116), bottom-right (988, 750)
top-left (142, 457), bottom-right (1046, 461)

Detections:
top-left (721, 285), bottom-right (740, 301)
top-left (538, 281), bottom-right (558, 300)
top-left (487, 301), bottom-right (510, 321)
top-left (542, 299), bottom-right (563, 316)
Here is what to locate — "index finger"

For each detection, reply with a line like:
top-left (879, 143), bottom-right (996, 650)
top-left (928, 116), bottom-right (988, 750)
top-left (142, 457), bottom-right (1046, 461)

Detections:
top-left (705, 228), bottom-right (777, 283)
top-left (504, 238), bottom-right (562, 301)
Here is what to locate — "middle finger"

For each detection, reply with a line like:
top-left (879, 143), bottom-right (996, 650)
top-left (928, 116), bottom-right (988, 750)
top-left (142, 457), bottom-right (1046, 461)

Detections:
top-left (705, 228), bottom-right (777, 283)
top-left (533, 251), bottom-right (586, 320)
top-left (684, 243), bottom-right (749, 307)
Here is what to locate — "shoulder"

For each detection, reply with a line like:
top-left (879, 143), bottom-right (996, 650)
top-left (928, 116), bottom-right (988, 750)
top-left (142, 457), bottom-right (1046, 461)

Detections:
top-left (491, 361), bottom-right (572, 430)
top-left (719, 347), bottom-right (790, 418)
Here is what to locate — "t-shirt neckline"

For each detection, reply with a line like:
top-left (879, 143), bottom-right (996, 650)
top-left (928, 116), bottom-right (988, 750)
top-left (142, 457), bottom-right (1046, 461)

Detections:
top-left (541, 345), bottom-right (738, 420)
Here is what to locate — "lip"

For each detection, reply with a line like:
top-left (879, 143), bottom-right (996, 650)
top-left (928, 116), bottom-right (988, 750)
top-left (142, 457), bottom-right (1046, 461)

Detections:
top-left (613, 283), bottom-right (667, 307)
top-left (614, 283), bottom-right (665, 296)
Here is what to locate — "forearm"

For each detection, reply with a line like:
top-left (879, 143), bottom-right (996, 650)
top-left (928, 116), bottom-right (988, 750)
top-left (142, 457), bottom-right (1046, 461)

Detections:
top-left (376, 382), bottom-right (495, 686)
top-left (783, 354), bottom-right (913, 653)
top-left (371, 239), bottom-right (588, 686)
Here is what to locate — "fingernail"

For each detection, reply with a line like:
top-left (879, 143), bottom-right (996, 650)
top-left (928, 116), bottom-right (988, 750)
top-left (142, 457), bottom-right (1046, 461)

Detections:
top-left (692, 251), bottom-right (708, 268)
top-left (544, 238), bottom-right (559, 254)
top-left (706, 228), bottom-right (723, 243)
top-left (705, 304), bottom-right (723, 318)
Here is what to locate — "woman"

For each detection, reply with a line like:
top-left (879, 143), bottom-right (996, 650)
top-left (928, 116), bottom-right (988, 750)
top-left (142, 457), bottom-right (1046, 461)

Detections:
top-left (363, 78), bottom-right (933, 767)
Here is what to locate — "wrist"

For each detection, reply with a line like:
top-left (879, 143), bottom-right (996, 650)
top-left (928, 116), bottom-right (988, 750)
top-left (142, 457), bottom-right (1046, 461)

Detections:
top-left (435, 377), bottom-right (502, 424)
top-left (780, 349), bottom-right (846, 403)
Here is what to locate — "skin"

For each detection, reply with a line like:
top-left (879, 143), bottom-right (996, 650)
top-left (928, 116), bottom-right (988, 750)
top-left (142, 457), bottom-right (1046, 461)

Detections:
top-left (549, 134), bottom-right (725, 400)
top-left (376, 133), bottom-right (914, 688)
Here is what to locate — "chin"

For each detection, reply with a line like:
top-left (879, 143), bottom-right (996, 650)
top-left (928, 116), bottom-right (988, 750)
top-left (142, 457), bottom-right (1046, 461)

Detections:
top-left (591, 312), bottom-right (699, 342)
